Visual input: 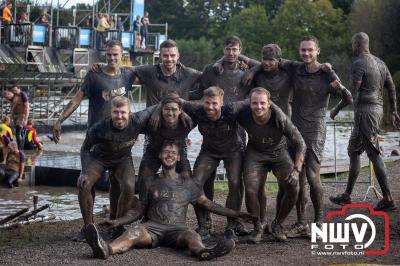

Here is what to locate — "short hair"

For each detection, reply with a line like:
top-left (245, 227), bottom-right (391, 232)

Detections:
top-left (161, 93), bottom-right (182, 109)
top-left (106, 40), bottom-right (123, 51)
top-left (160, 39), bottom-right (178, 50)
top-left (352, 32), bottom-right (369, 51)
top-left (10, 85), bottom-right (20, 91)
top-left (301, 35), bottom-right (320, 48)
top-left (203, 86), bottom-right (224, 98)
top-left (249, 87), bottom-right (271, 99)
top-left (262, 44), bottom-right (282, 59)
top-left (161, 140), bottom-right (181, 155)
top-left (224, 36), bottom-right (242, 48)
top-left (111, 96), bottom-right (130, 109)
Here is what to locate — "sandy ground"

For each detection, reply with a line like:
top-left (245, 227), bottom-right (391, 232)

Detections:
top-left (0, 160), bottom-right (399, 265)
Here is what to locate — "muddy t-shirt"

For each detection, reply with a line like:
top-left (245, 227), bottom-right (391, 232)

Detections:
top-left (237, 103), bottom-right (305, 153)
top-left (282, 61), bottom-right (338, 161)
top-left (12, 92), bottom-right (29, 116)
top-left (196, 63), bottom-right (250, 103)
top-left (81, 68), bottom-right (133, 127)
top-left (82, 107), bottom-right (154, 164)
top-left (351, 54), bottom-right (394, 107)
top-left (140, 174), bottom-right (202, 226)
top-left (253, 69), bottom-right (293, 116)
top-left (133, 63), bottom-right (202, 107)
top-left (182, 100), bottom-right (248, 154)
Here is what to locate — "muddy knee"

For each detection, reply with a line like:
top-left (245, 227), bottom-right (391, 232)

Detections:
top-left (77, 174), bottom-right (94, 192)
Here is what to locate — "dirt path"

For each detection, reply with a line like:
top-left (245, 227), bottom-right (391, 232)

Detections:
top-left (0, 163), bottom-right (399, 265)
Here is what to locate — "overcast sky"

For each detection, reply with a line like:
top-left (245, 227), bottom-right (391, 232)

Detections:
top-left (37, 0), bottom-right (95, 9)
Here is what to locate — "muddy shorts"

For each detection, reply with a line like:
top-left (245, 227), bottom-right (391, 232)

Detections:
top-left (243, 145), bottom-right (293, 180)
top-left (347, 106), bottom-right (382, 155)
top-left (141, 221), bottom-right (190, 248)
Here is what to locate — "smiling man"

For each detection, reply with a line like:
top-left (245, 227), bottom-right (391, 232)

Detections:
top-left (235, 87), bottom-right (306, 243)
top-left (78, 96), bottom-right (155, 229)
top-left (131, 39), bottom-right (202, 107)
top-left (279, 36), bottom-right (353, 238)
top-left (179, 86), bottom-right (250, 240)
top-left (84, 140), bottom-right (255, 260)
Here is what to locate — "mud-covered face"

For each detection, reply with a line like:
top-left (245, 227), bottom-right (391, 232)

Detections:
top-left (250, 92), bottom-right (271, 119)
top-left (106, 45), bottom-right (123, 69)
top-left (262, 57), bottom-right (279, 72)
top-left (162, 102), bottom-right (182, 127)
top-left (223, 43), bottom-right (241, 63)
top-left (160, 144), bottom-right (180, 169)
top-left (111, 104), bottom-right (130, 129)
top-left (203, 96), bottom-right (223, 120)
top-left (299, 40), bottom-right (320, 64)
top-left (160, 47), bottom-right (179, 71)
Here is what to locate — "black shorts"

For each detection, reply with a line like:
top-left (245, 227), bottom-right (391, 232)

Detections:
top-left (140, 221), bottom-right (191, 248)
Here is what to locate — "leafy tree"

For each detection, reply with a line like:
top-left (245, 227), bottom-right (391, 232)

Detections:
top-left (176, 37), bottom-right (217, 71)
top-left (225, 5), bottom-right (270, 59)
top-left (270, 0), bottom-right (350, 61)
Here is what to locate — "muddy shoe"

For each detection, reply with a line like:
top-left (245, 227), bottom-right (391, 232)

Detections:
top-left (374, 199), bottom-right (397, 211)
top-left (329, 193), bottom-right (351, 206)
top-left (198, 239), bottom-right (235, 261)
top-left (248, 229), bottom-right (263, 244)
top-left (262, 222), bottom-right (271, 234)
top-left (271, 221), bottom-right (287, 242)
top-left (224, 229), bottom-right (238, 241)
top-left (196, 227), bottom-right (211, 241)
top-left (285, 222), bottom-right (309, 238)
top-left (234, 223), bottom-right (251, 236)
top-left (85, 223), bottom-right (111, 259)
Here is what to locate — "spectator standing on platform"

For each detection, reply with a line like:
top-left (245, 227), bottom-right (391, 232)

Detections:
top-left (116, 17), bottom-right (124, 32)
top-left (97, 13), bottom-right (110, 47)
top-left (109, 16), bottom-right (115, 29)
top-left (2, 2), bottom-right (13, 25)
top-left (17, 12), bottom-right (29, 23)
top-left (133, 15), bottom-right (141, 47)
top-left (140, 11), bottom-right (149, 48)
top-left (0, 142), bottom-right (25, 188)
top-left (38, 8), bottom-right (51, 25)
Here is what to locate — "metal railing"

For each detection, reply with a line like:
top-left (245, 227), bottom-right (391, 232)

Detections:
top-left (4, 23), bottom-right (33, 47)
top-left (53, 26), bottom-right (79, 49)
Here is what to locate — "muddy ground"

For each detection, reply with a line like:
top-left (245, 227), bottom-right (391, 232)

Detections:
top-left (0, 162), bottom-right (399, 265)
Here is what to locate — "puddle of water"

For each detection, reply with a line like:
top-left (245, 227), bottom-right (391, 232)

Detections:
top-left (0, 186), bottom-right (109, 221)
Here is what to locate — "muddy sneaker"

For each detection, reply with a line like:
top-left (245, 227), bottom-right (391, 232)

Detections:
top-left (224, 229), bottom-right (238, 241)
top-left (271, 221), bottom-right (287, 242)
top-left (198, 239), bottom-right (235, 261)
top-left (196, 227), bottom-right (211, 241)
top-left (85, 223), bottom-right (111, 259)
top-left (329, 193), bottom-right (351, 206)
top-left (234, 223), bottom-right (251, 236)
top-left (262, 222), bottom-right (271, 234)
top-left (374, 199), bottom-right (397, 211)
top-left (285, 222), bottom-right (309, 238)
top-left (248, 229), bottom-right (263, 244)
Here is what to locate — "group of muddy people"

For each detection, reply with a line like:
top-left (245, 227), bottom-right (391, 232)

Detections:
top-left (0, 86), bottom-right (42, 188)
top-left (50, 31), bottom-right (399, 260)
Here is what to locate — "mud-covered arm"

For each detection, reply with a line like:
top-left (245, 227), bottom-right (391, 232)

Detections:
top-left (102, 197), bottom-right (146, 227)
top-left (329, 79), bottom-right (353, 120)
top-left (189, 66), bottom-right (211, 100)
top-left (53, 89), bottom-right (85, 143)
top-left (136, 105), bottom-right (158, 132)
top-left (231, 99), bottom-right (250, 115)
top-left (187, 70), bottom-right (203, 101)
top-left (282, 116), bottom-right (306, 175)
top-left (80, 127), bottom-right (97, 164)
top-left (239, 54), bottom-right (260, 68)
top-left (181, 100), bottom-right (202, 120)
top-left (196, 195), bottom-right (256, 222)
top-left (384, 68), bottom-right (400, 128)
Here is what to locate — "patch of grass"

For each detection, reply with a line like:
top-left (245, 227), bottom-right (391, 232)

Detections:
top-left (214, 179), bottom-right (279, 193)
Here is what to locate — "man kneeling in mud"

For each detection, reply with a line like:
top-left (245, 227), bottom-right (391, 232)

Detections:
top-left (84, 140), bottom-right (256, 260)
